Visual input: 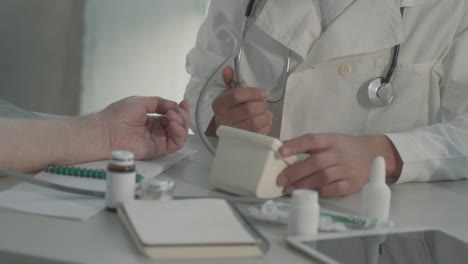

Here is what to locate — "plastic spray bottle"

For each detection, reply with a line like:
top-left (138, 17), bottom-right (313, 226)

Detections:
top-left (361, 156), bottom-right (391, 220)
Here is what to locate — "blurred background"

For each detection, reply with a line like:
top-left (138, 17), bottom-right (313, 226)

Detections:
top-left (0, 0), bottom-right (209, 115)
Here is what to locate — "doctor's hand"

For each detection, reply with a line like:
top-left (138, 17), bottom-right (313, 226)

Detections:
top-left (277, 134), bottom-right (403, 197)
top-left (97, 96), bottom-right (190, 160)
top-left (207, 67), bottom-right (273, 136)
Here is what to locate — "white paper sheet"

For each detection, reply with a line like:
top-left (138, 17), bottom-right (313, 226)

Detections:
top-left (0, 148), bottom-right (197, 221)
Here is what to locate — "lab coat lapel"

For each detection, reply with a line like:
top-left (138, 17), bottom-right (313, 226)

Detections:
top-left (298, 0), bottom-right (405, 71)
top-left (400, 0), bottom-right (433, 6)
top-left (255, 0), bottom-right (322, 59)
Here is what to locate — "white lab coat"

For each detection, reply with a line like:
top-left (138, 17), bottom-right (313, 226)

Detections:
top-left (184, 0), bottom-right (468, 184)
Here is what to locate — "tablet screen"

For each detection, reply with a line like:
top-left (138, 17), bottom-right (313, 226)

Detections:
top-left (300, 230), bottom-right (468, 264)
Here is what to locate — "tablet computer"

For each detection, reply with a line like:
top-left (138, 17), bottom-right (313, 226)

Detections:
top-left (287, 227), bottom-right (468, 264)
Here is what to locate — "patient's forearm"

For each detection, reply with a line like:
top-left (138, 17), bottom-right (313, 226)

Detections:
top-left (0, 116), bottom-right (109, 173)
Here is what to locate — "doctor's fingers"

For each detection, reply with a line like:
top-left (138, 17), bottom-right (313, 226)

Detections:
top-left (212, 87), bottom-right (269, 112)
top-left (280, 134), bottom-right (336, 157)
top-left (278, 152), bottom-right (338, 188)
top-left (222, 67), bottom-right (235, 87)
top-left (283, 166), bottom-right (345, 196)
top-left (219, 100), bottom-right (270, 124)
top-left (230, 111), bottom-right (273, 134)
top-left (318, 180), bottom-right (354, 197)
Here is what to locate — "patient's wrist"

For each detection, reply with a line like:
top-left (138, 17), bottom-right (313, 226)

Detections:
top-left (64, 114), bottom-right (110, 163)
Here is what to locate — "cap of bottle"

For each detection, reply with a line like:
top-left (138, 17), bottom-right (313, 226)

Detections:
top-left (109, 150), bottom-right (134, 167)
top-left (141, 177), bottom-right (175, 192)
top-left (291, 189), bottom-right (318, 207)
top-left (139, 176), bottom-right (176, 200)
top-left (369, 156), bottom-right (386, 184)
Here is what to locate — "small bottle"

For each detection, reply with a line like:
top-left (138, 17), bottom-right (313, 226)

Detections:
top-left (105, 150), bottom-right (136, 211)
top-left (361, 156), bottom-right (391, 220)
top-left (139, 176), bottom-right (175, 201)
top-left (288, 189), bottom-right (320, 236)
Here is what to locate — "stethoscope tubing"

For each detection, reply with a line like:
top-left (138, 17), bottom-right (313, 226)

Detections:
top-left (235, 0), bottom-right (403, 105)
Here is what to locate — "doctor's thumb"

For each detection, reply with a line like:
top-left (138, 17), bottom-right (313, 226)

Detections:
top-left (222, 67), bottom-right (235, 88)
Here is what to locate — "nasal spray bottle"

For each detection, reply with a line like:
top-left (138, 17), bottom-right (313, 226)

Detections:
top-left (361, 156), bottom-right (391, 220)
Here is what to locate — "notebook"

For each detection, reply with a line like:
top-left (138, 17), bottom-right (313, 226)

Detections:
top-left (118, 199), bottom-right (268, 259)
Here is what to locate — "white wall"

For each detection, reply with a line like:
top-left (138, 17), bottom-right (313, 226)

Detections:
top-left (0, 0), bottom-right (84, 115)
top-left (81, 0), bottom-right (209, 114)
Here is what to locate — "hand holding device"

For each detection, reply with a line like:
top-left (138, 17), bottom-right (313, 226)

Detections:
top-left (211, 67), bottom-right (273, 135)
top-left (277, 134), bottom-right (403, 197)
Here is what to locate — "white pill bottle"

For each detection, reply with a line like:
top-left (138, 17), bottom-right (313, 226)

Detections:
top-left (105, 150), bottom-right (136, 211)
top-left (288, 189), bottom-right (320, 236)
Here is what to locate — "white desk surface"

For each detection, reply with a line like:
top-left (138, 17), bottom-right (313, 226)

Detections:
top-left (1, 135), bottom-right (468, 264)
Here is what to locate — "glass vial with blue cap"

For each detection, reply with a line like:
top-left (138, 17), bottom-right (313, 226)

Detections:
top-left (105, 150), bottom-right (136, 211)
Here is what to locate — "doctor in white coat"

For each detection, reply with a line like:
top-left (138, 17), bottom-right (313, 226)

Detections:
top-left (184, 0), bottom-right (468, 197)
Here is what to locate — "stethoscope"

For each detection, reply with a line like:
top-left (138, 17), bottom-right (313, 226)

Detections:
top-left (195, 1), bottom-right (404, 155)
top-left (233, 0), bottom-right (404, 107)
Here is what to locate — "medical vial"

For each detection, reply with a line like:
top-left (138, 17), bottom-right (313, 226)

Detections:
top-left (288, 189), bottom-right (320, 236)
top-left (139, 177), bottom-right (175, 201)
top-left (105, 150), bottom-right (136, 211)
top-left (362, 156), bottom-right (391, 220)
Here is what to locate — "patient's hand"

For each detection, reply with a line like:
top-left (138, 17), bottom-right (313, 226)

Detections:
top-left (99, 96), bottom-right (190, 160)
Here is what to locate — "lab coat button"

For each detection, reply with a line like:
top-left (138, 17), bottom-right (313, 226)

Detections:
top-left (339, 65), bottom-right (352, 76)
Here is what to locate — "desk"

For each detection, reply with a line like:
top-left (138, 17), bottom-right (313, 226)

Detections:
top-left (1, 135), bottom-right (468, 263)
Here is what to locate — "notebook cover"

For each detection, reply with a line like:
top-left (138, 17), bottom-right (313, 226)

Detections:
top-left (117, 199), bottom-right (267, 259)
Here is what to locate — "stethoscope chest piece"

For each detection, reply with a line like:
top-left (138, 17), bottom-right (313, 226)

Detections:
top-left (368, 77), bottom-right (394, 107)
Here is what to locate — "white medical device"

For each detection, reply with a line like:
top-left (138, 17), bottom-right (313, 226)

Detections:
top-left (209, 125), bottom-right (298, 198)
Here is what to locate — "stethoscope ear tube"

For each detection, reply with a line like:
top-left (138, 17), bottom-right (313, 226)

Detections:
top-left (245, 0), bottom-right (256, 17)
top-left (382, 44), bottom-right (400, 85)
top-left (195, 56), bottom-right (235, 155)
